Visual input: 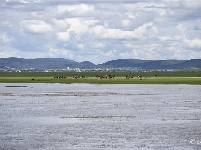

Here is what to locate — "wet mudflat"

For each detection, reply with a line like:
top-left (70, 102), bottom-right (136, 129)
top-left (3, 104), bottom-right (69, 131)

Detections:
top-left (0, 83), bottom-right (201, 150)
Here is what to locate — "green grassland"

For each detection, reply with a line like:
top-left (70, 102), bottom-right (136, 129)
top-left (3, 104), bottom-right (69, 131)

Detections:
top-left (0, 72), bottom-right (201, 84)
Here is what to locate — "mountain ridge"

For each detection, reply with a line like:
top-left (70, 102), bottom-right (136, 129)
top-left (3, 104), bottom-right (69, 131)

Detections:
top-left (0, 57), bottom-right (201, 70)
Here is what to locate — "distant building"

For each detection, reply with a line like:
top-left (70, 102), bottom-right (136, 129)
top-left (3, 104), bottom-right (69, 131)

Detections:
top-left (75, 68), bottom-right (81, 72)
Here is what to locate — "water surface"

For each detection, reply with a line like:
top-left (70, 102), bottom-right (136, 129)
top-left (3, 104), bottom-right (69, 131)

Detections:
top-left (0, 83), bottom-right (201, 149)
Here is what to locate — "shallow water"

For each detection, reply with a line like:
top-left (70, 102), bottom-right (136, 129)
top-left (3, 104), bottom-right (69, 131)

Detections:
top-left (0, 83), bottom-right (201, 149)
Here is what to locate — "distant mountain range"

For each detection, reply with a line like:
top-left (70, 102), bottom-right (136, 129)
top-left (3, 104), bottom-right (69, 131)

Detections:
top-left (101, 59), bottom-right (201, 69)
top-left (0, 57), bottom-right (201, 70)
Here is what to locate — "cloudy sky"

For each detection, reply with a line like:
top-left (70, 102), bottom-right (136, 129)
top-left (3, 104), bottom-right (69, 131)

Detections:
top-left (0, 0), bottom-right (201, 64)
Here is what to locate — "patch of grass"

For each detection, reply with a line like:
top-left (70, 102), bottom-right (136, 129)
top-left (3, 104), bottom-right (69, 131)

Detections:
top-left (0, 72), bottom-right (201, 84)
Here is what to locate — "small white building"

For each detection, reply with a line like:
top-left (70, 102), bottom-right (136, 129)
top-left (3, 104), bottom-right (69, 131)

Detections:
top-left (75, 68), bottom-right (81, 72)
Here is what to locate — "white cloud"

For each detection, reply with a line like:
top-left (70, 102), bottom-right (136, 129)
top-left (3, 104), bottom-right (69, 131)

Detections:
top-left (77, 44), bottom-right (85, 50)
top-left (121, 19), bottom-right (131, 27)
top-left (20, 20), bottom-right (52, 33)
top-left (65, 18), bottom-right (98, 36)
top-left (48, 47), bottom-right (74, 59)
top-left (183, 0), bottom-right (201, 9)
top-left (5, 0), bottom-right (30, 5)
top-left (125, 12), bottom-right (137, 19)
top-left (51, 19), bottom-right (71, 41)
top-left (162, 0), bottom-right (181, 7)
top-left (91, 22), bottom-right (154, 40)
top-left (0, 46), bottom-right (17, 58)
top-left (158, 36), bottom-right (183, 42)
top-left (1, 0), bottom-right (200, 63)
top-left (0, 32), bottom-right (11, 44)
top-left (105, 49), bottom-right (117, 57)
top-left (119, 49), bottom-right (155, 60)
top-left (56, 32), bottom-right (70, 41)
top-left (184, 39), bottom-right (201, 48)
top-left (57, 4), bottom-right (95, 16)
top-left (51, 19), bottom-right (70, 31)
top-left (176, 23), bottom-right (186, 33)
top-left (94, 43), bottom-right (105, 48)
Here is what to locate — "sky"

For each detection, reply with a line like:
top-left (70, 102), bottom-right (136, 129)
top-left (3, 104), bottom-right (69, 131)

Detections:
top-left (0, 0), bottom-right (201, 64)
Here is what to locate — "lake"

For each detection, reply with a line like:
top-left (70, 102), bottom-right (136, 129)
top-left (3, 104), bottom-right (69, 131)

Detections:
top-left (0, 83), bottom-right (201, 149)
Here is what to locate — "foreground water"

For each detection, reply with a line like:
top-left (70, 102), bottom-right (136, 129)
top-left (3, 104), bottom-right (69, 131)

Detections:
top-left (0, 83), bottom-right (201, 150)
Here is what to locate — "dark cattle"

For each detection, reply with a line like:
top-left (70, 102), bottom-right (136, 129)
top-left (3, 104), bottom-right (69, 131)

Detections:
top-left (54, 76), bottom-right (67, 79)
top-left (126, 74), bottom-right (134, 79)
top-left (96, 74), bottom-right (111, 79)
top-left (108, 75), bottom-right (115, 79)
top-left (73, 76), bottom-right (85, 79)
top-left (96, 75), bottom-right (99, 78)
top-left (100, 75), bottom-right (107, 79)
top-left (126, 75), bottom-right (129, 79)
top-left (73, 76), bottom-right (78, 79)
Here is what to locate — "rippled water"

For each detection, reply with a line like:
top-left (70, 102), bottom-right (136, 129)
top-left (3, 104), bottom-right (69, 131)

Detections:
top-left (0, 83), bottom-right (201, 149)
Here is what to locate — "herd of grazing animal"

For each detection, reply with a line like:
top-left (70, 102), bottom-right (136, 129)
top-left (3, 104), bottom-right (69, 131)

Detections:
top-left (73, 76), bottom-right (85, 79)
top-left (53, 74), bottom-right (143, 80)
top-left (126, 73), bottom-right (143, 79)
top-left (54, 76), bottom-right (67, 79)
top-left (95, 74), bottom-right (115, 79)
top-left (53, 75), bottom-right (85, 79)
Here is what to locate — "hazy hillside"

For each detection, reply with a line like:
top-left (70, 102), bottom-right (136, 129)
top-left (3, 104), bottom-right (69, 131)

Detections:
top-left (0, 57), bottom-right (95, 69)
top-left (0, 57), bottom-right (201, 70)
top-left (100, 59), bottom-right (191, 69)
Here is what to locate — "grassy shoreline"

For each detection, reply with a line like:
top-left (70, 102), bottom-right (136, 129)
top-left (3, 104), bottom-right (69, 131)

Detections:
top-left (0, 72), bottom-right (201, 84)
